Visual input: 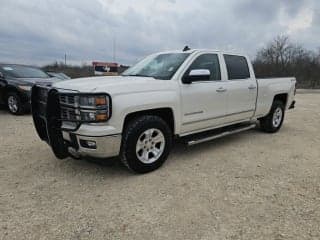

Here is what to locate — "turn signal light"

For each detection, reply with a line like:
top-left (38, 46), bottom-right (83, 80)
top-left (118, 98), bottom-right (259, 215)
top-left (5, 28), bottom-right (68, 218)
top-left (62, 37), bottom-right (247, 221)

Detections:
top-left (96, 113), bottom-right (108, 121)
top-left (95, 97), bottom-right (107, 106)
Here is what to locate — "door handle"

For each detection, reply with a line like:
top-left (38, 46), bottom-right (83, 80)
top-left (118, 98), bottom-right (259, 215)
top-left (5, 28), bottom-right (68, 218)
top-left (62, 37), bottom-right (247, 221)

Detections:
top-left (216, 87), bottom-right (227, 93)
top-left (248, 85), bottom-right (257, 90)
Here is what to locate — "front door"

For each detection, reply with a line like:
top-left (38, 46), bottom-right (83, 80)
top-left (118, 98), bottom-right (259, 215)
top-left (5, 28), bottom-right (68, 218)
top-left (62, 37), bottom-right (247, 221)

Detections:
top-left (180, 53), bottom-right (228, 134)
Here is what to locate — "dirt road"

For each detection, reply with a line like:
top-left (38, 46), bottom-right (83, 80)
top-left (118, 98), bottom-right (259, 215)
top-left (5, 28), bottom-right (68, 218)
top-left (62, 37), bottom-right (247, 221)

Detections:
top-left (1, 93), bottom-right (319, 240)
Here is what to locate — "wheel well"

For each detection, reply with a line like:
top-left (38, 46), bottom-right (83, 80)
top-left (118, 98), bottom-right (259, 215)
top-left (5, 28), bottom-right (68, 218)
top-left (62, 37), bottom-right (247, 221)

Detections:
top-left (2, 86), bottom-right (17, 102)
top-left (123, 108), bottom-right (175, 133)
top-left (273, 93), bottom-right (288, 106)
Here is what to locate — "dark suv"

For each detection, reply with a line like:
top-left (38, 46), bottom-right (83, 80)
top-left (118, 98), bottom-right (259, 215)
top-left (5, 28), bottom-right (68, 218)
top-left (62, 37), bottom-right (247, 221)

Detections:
top-left (0, 64), bottom-right (61, 114)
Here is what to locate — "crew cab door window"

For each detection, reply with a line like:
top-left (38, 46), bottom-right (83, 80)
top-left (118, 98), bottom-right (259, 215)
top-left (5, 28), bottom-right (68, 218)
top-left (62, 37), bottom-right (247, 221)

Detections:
top-left (224, 55), bottom-right (250, 80)
top-left (184, 54), bottom-right (221, 81)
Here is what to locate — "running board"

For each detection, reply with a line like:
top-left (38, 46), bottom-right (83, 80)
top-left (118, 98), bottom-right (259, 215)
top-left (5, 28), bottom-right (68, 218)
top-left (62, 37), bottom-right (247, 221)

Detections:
top-left (186, 124), bottom-right (256, 146)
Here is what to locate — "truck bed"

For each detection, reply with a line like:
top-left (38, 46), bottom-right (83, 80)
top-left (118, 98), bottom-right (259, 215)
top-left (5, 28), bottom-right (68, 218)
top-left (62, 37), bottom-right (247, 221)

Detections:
top-left (255, 77), bottom-right (296, 118)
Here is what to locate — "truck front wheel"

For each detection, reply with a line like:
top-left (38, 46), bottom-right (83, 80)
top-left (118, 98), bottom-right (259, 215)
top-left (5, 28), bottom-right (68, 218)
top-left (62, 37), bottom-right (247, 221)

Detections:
top-left (120, 115), bottom-right (173, 173)
top-left (259, 100), bottom-right (285, 133)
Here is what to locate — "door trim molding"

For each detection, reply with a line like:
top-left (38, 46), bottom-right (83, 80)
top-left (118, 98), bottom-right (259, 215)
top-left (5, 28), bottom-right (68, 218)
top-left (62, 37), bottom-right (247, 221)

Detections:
top-left (184, 111), bottom-right (204, 116)
top-left (182, 109), bottom-right (254, 125)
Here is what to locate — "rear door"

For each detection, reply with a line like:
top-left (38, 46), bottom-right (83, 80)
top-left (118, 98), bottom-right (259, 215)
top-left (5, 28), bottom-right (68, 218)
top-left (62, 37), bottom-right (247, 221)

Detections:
top-left (222, 54), bottom-right (257, 122)
top-left (180, 53), bottom-right (228, 134)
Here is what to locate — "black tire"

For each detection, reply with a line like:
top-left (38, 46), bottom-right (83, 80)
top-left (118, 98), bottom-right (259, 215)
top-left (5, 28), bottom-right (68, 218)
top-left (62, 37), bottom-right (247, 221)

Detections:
top-left (6, 92), bottom-right (24, 115)
top-left (259, 100), bottom-right (285, 133)
top-left (120, 115), bottom-right (173, 173)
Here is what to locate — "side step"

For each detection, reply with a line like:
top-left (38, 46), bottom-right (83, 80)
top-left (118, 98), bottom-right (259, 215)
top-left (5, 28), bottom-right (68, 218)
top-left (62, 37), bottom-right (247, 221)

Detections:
top-left (185, 123), bottom-right (256, 146)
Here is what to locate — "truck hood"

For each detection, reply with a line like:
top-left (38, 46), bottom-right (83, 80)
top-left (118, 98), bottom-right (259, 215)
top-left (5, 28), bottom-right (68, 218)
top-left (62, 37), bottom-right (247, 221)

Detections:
top-left (52, 76), bottom-right (175, 95)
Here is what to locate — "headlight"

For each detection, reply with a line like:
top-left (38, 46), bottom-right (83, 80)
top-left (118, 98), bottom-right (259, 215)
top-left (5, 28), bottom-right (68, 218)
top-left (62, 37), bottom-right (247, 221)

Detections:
top-left (79, 95), bottom-right (108, 108)
top-left (80, 109), bottom-right (109, 122)
top-left (59, 94), bottom-right (111, 123)
top-left (18, 85), bottom-right (32, 91)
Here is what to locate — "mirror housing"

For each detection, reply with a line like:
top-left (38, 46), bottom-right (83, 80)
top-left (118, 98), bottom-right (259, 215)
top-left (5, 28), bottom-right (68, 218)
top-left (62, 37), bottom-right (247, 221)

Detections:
top-left (182, 69), bottom-right (211, 84)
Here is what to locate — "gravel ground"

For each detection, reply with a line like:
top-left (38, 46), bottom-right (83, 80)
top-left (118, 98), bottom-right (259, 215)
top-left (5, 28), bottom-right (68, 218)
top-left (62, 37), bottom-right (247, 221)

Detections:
top-left (0, 93), bottom-right (319, 240)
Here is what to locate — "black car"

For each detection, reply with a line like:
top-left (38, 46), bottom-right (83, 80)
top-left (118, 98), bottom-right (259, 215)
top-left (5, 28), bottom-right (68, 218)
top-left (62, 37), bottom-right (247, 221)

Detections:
top-left (0, 64), bottom-right (61, 115)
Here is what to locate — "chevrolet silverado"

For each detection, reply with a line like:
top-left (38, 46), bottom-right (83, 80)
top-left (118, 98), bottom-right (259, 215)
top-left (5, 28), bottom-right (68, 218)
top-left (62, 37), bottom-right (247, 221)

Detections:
top-left (31, 49), bottom-right (296, 173)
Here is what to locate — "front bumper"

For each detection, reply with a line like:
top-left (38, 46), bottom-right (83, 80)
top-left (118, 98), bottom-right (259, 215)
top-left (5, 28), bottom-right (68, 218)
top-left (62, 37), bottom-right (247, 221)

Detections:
top-left (63, 132), bottom-right (121, 159)
top-left (31, 86), bottom-right (121, 160)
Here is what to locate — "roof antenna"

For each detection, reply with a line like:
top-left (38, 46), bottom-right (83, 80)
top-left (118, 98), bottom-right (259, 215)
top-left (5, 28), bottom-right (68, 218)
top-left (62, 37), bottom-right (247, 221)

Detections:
top-left (183, 46), bottom-right (191, 52)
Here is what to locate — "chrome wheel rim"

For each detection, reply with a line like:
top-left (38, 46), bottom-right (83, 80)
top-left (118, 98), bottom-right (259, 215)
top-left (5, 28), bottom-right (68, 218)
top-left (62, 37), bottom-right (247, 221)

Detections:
top-left (8, 96), bottom-right (18, 113)
top-left (272, 107), bottom-right (283, 128)
top-left (136, 128), bottom-right (165, 164)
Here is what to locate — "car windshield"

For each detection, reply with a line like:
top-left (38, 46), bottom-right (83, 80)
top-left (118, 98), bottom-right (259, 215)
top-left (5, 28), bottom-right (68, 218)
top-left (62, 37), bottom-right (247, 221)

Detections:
top-left (1, 65), bottom-right (50, 79)
top-left (122, 53), bottom-right (190, 80)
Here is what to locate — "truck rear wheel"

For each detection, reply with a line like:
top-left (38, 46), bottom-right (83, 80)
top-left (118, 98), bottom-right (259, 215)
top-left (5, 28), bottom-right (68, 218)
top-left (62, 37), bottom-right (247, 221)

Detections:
top-left (259, 100), bottom-right (285, 133)
top-left (120, 115), bottom-right (173, 173)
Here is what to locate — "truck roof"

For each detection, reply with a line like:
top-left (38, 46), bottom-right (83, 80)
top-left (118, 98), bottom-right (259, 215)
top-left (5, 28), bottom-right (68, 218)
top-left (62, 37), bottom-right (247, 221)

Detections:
top-left (155, 49), bottom-right (248, 57)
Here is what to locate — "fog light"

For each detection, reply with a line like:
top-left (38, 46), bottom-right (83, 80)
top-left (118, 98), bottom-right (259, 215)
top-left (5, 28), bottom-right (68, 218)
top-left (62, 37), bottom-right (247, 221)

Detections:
top-left (80, 139), bottom-right (97, 149)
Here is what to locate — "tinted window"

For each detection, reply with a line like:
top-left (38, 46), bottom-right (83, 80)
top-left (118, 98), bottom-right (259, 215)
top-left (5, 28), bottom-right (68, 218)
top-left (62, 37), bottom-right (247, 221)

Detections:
top-left (224, 55), bottom-right (250, 80)
top-left (185, 54), bottom-right (221, 81)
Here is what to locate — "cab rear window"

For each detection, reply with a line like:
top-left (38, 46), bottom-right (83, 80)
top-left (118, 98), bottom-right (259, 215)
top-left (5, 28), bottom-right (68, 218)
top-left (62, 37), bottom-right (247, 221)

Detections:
top-left (224, 55), bottom-right (250, 80)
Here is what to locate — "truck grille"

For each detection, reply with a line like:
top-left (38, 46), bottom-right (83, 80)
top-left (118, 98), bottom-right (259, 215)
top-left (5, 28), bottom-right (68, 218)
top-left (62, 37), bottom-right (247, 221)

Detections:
top-left (59, 95), bottom-right (76, 106)
top-left (60, 107), bottom-right (79, 121)
top-left (59, 93), bottom-right (80, 122)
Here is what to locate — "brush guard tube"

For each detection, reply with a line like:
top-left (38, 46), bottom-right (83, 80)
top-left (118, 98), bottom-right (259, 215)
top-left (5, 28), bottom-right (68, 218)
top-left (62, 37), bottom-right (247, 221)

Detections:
top-left (32, 86), bottom-right (69, 159)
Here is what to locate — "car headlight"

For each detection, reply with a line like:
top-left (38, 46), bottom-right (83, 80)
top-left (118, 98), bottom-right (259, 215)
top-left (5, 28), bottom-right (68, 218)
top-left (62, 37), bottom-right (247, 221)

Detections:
top-left (18, 85), bottom-right (32, 91)
top-left (59, 94), bottom-right (111, 123)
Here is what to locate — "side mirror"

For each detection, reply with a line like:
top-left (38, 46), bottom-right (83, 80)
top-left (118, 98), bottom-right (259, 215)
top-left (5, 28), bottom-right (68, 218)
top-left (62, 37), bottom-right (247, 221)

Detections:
top-left (182, 69), bottom-right (211, 84)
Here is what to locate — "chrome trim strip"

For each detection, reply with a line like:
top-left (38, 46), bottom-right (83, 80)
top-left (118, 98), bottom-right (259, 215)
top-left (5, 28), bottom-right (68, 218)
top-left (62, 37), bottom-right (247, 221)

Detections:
top-left (184, 111), bottom-right (204, 116)
top-left (180, 120), bottom-right (256, 137)
top-left (182, 109), bottom-right (255, 125)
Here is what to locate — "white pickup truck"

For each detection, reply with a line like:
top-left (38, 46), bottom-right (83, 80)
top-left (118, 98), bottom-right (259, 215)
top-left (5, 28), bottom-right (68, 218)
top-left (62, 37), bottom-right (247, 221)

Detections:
top-left (32, 49), bottom-right (296, 173)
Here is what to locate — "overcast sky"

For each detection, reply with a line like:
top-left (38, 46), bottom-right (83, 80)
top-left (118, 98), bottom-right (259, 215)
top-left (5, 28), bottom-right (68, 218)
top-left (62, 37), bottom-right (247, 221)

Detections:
top-left (0, 0), bottom-right (318, 66)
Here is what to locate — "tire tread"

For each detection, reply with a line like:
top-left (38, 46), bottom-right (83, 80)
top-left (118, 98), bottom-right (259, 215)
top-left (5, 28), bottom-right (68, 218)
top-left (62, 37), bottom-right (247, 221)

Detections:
top-left (120, 115), bottom-right (172, 173)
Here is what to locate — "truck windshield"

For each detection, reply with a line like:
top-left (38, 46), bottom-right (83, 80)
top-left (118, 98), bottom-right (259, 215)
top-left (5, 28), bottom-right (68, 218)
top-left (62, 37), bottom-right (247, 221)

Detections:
top-left (122, 53), bottom-right (190, 80)
top-left (1, 65), bottom-right (50, 79)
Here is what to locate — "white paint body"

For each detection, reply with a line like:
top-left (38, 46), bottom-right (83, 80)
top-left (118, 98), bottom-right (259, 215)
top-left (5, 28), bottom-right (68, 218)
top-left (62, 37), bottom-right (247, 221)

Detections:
top-left (53, 50), bottom-right (296, 138)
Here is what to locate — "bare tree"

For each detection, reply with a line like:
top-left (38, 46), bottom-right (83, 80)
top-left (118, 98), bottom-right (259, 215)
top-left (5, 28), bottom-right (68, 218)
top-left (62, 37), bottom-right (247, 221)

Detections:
top-left (254, 35), bottom-right (320, 89)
